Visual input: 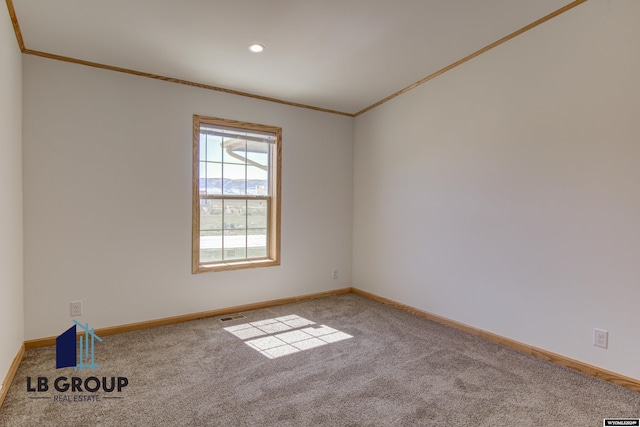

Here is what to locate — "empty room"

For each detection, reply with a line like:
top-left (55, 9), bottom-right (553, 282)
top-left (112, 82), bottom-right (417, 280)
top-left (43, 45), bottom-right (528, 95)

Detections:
top-left (1, 0), bottom-right (639, 425)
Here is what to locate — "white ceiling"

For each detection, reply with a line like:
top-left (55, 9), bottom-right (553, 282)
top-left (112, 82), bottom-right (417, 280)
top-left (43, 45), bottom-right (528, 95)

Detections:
top-left (11, 0), bottom-right (576, 115)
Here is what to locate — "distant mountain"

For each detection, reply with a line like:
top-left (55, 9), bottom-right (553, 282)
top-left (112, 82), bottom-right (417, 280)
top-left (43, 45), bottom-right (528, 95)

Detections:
top-left (200, 178), bottom-right (268, 195)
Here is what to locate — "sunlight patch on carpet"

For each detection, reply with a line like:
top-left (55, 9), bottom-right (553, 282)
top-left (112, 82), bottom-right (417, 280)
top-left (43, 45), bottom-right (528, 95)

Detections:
top-left (224, 315), bottom-right (352, 359)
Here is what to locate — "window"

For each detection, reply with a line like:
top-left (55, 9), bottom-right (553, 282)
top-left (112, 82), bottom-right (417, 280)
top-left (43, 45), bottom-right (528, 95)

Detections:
top-left (192, 116), bottom-right (281, 273)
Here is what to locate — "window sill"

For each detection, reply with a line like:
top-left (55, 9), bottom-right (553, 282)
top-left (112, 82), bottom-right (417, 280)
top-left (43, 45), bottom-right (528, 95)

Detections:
top-left (193, 258), bottom-right (280, 274)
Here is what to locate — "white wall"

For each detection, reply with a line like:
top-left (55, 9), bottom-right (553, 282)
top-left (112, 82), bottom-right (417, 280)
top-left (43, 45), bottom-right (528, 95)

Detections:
top-left (354, 0), bottom-right (640, 380)
top-left (0, 7), bottom-right (24, 382)
top-left (23, 56), bottom-right (353, 339)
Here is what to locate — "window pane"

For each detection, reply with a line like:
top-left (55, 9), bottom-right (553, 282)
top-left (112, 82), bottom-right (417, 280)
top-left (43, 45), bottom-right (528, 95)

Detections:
top-left (206, 136), bottom-right (223, 162)
top-left (248, 228), bottom-right (267, 259)
top-left (247, 246), bottom-right (267, 259)
top-left (248, 165), bottom-right (268, 195)
top-left (200, 199), bottom-right (222, 263)
top-left (199, 162), bottom-right (207, 194)
top-left (246, 148), bottom-right (269, 169)
top-left (223, 163), bottom-right (246, 195)
top-left (224, 244), bottom-right (247, 261)
top-left (200, 199), bottom-right (222, 232)
top-left (200, 231), bottom-right (222, 263)
top-left (247, 200), bottom-right (268, 229)
top-left (223, 230), bottom-right (246, 260)
top-left (224, 200), bottom-right (246, 230)
top-left (204, 162), bottom-right (222, 195)
top-left (247, 142), bottom-right (269, 195)
top-left (248, 199), bottom-right (268, 259)
top-left (222, 138), bottom-right (247, 165)
top-left (199, 136), bottom-right (206, 161)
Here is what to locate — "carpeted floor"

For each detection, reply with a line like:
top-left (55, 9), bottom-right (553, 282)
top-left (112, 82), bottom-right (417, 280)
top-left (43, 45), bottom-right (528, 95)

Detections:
top-left (1, 293), bottom-right (638, 426)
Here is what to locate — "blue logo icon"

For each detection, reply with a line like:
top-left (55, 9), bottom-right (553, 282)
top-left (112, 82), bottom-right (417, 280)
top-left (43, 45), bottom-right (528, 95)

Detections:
top-left (56, 320), bottom-right (103, 371)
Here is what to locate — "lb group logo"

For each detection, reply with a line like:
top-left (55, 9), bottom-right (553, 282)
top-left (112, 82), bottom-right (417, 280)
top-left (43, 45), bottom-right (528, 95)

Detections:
top-left (26, 321), bottom-right (129, 403)
top-left (57, 320), bottom-right (103, 370)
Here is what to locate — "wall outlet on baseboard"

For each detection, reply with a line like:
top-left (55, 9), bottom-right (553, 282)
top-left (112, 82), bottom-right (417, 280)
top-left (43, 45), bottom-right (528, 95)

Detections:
top-left (593, 328), bottom-right (608, 349)
top-left (332, 269), bottom-right (338, 280)
top-left (70, 301), bottom-right (83, 317)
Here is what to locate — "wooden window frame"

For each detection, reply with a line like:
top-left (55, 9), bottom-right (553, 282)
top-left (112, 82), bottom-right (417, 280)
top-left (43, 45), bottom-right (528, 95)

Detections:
top-left (192, 115), bottom-right (281, 273)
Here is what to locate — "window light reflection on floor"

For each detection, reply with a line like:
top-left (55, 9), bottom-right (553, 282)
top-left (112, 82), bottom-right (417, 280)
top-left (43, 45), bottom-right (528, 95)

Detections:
top-left (224, 314), bottom-right (352, 359)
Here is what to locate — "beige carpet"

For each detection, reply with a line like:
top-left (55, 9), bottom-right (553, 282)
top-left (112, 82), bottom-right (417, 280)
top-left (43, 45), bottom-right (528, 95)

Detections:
top-left (1, 293), bottom-right (638, 426)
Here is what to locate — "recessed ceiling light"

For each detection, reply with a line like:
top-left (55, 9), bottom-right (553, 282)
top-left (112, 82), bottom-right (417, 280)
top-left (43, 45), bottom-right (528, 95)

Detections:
top-left (249, 43), bottom-right (265, 53)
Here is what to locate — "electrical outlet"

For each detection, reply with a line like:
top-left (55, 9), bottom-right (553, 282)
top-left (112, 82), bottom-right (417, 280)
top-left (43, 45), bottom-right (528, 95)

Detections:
top-left (70, 301), bottom-right (83, 317)
top-left (593, 328), bottom-right (608, 349)
top-left (332, 269), bottom-right (338, 280)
